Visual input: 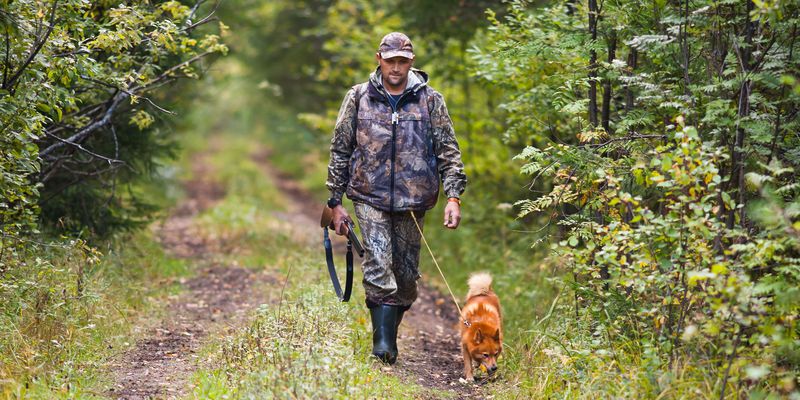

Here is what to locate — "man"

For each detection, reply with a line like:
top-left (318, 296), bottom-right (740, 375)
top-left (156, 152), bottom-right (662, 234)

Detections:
top-left (326, 32), bottom-right (467, 364)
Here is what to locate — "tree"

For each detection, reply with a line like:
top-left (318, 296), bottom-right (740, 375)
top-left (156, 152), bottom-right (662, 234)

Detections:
top-left (1, 0), bottom-right (227, 239)
top-left (480, 0), bottom-right (799, 396)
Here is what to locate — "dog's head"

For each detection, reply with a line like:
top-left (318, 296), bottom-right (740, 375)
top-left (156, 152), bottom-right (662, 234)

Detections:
top-left (465, 322), bottom-right (502, 375)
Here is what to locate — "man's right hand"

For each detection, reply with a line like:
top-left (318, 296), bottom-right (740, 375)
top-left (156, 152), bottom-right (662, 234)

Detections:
top-left (330, 205), bottom-right (351, 236)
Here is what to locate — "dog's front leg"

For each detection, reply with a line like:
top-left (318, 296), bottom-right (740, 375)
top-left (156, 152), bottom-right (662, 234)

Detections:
top-left (462, 344), bottom-right (474, 381)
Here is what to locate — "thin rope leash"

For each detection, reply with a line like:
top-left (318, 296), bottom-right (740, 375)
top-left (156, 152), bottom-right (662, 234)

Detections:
top-left (410, 210), bottom-right (469, 326)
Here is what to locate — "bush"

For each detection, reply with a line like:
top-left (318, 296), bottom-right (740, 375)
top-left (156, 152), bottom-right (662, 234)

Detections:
top-left (1, 0), bottom-right (227, 240)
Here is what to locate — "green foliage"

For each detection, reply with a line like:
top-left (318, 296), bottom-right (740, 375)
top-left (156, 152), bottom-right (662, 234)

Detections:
top-left (0, 0), bottom-right (225, 392)
top-left (0, 231), bottom-right (190, 395)
top-left (216, 0), bottom-right (337, 112)
top-left (0, 0), bottom-right (227, 239)
top-left (484, 0), bottom-right (800, 396)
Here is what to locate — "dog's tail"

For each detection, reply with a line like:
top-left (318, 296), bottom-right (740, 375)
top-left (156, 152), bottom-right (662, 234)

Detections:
top-left (466, 272), bottom-right (493, 300)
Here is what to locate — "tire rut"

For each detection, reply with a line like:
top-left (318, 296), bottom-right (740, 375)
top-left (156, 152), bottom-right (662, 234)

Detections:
top-left (391, 285), bottom-right (488, 399)
top-left (106, 149), bottom-right (278, 399)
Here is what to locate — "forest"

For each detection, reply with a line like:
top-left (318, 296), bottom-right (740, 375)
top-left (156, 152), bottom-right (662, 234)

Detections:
top-left (1, 0), bottom-right (798, 398)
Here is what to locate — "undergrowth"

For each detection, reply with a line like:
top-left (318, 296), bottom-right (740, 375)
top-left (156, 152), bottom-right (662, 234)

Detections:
top-left (0, 231), bottom-right (190, 398)
top-left (196, 281), bottom-right (432, 399)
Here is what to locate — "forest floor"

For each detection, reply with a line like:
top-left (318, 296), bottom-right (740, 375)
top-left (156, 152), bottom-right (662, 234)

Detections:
top-left (105, 146), bottom-right (280, 399)
top-left (103, 141), bottom-right (485, 399)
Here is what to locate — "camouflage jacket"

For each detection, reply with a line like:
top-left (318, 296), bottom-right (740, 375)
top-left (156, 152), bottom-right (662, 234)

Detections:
top-left (326, 67), bottom-right (467, 212)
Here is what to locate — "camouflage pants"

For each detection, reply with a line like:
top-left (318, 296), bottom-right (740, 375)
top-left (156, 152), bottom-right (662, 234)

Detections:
top-left (353, 202), bottom-right (425, 308)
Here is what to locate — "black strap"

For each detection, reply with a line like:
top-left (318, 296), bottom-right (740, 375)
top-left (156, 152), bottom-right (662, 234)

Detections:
top-left (323, 228), bottom-right (353, 302)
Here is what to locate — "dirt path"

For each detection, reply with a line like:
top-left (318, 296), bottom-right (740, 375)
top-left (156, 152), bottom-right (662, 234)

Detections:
top-left (251, 149), bottom-right (484, 399)
top-left (393, 285), bottom-right (487, 399)
top-left (107, 144), bottom-right (483, 399)
top-left (106, 150), bottom-right (278, 399)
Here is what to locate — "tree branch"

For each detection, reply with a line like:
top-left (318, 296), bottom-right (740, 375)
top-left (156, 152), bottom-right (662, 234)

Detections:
top-left (2, 0), bottom-right (58, 93)
top-left (39, 90), bottom-right (128, 157)
top-left (186, 0), bottom-right (208, 24)
top-left (40, 49), bottom-right (215, 160)
top-left (587, 134), bottom-right (666, 148)
top-left (42, 130), bottom-right (127, 175)
top-left (3, 27), bottom-right (10, 87)
top-left (134, 50), bottom-right (216, 92)
top-left (59, 161), bottom-right (126, 178)
top-left (80, 75), bottom-right (175, 115)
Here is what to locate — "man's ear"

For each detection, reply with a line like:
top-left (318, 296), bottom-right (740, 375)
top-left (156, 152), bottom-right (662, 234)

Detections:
top-left (375, 53), bottom-right (382, 63)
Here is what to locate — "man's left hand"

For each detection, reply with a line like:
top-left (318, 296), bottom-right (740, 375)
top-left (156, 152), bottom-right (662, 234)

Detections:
top-left (443, 201), bottom-right (461, 229)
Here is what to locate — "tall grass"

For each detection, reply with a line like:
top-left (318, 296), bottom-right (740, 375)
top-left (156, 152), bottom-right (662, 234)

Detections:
top-left (0, 232), bottom-right (191, 397)
top-left (200, 279), bottom-right (435, 399)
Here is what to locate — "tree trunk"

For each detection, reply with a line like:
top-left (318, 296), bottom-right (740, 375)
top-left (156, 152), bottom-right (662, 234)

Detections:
top-left (624, 48), bottom-right (637, 115)
top-left (602, 31), bottom-right (616, 133)
top-left (680, 0), bottom-right (694, 124)
top-left (768, 23), bottom-right (797, 163)
top-left (460, 39), bottom-right (473, 140)
top-left (566, 0), bottom-right (577, 16)
top-left (588, 0), bottom-right (599, 129)
top-left (728, 0), bottom-right (755, 229)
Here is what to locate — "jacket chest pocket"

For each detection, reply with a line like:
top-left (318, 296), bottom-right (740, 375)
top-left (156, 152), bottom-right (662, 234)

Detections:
top-left (398, 110), bottom-right (424, 122)
top-left (395, 108), bottom-right (431, 143)
top-left (355, 115), bottom-right (393, 157)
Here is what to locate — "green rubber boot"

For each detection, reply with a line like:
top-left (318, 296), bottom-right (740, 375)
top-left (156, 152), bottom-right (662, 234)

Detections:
top-left (395, 306), bottom-right (409, 329)
top-left (370, 305), bottom-right (399, 364)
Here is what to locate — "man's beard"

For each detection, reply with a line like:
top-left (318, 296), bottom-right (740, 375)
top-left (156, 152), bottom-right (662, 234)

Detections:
top-left (385, 73), bottom-right (407, 88)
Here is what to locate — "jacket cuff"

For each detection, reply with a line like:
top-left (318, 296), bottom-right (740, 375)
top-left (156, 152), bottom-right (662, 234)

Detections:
top-left (445, 190), bottom-right (461, 200)
top-left (329, 190), bottom-right (344, 202)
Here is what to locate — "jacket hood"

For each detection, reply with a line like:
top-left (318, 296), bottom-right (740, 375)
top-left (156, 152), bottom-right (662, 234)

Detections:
top-left (369, 67), bottom-right (429, 97)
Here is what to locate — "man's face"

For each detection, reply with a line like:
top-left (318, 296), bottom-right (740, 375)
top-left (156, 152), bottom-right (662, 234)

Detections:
top-left (376, 54), bottom-right (414, 90)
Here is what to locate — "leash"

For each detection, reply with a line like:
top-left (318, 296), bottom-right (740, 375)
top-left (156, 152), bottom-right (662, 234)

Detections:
top-left (322, 227), bottom-right (353, 301)
top-left (409, 211), bottom-right (470, 327)
top-left (320, 205), bottom-right (364, 302)
top-left (322, 219), bottom-right (364, 302)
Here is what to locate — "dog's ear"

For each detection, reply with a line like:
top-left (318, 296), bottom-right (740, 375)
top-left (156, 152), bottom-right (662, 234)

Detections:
top-left (493, 329), bottom-right (500, 341)
top-left (473, 330), bottom-right (483, 344)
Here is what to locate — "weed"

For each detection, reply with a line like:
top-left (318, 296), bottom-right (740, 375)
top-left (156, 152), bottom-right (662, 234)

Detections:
top-left (0, 231), bottom-right (189, 397)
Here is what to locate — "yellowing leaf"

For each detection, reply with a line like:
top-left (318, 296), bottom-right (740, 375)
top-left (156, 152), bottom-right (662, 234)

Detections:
top-left (711, 264), bottom-right (728, 275)
top-left (687, 270), bottom-right (716, 286)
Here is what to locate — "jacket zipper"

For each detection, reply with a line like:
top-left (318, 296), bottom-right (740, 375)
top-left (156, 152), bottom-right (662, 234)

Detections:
top-left (387, 88), bottom-right (413, 212)
top-left (390, 112), bottom-right (397, 212)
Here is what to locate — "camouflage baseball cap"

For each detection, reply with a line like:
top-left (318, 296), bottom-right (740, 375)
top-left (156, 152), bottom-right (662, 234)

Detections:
top-left (378, 32), bottom-right (414, 60)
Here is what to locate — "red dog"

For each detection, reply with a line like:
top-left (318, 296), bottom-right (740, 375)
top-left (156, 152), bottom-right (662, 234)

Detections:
top-left (460, 272), bottom-right (503, 381)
